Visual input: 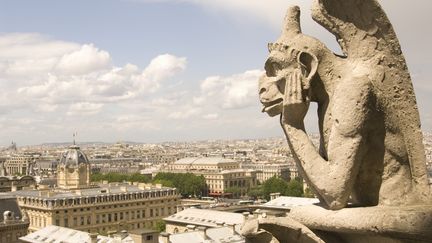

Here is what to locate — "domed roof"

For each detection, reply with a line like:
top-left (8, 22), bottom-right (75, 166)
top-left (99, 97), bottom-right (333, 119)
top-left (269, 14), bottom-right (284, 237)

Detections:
top-left (59, 145), bottom-right (89, 167)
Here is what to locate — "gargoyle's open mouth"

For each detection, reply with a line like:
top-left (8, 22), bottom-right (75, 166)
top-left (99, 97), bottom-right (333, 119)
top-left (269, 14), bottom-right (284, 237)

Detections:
top-left (261, 98), bottom-right (283, 113)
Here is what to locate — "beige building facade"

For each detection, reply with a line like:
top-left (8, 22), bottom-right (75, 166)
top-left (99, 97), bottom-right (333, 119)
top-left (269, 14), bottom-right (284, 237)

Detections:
top-left (4, 154), bottom-right (38, 176)
top-left (204, 169), bottom-right (257, 197)
top-left (167, 157), bottom-right (257, 198)
top-left (241, 163), bottom-right (291, 183)
top-left (12, 145), bottom-right (180, 234)
top-left (15, 183), bottom-right (179, 234)
top-left (171, 157), bottom-right (240, 171)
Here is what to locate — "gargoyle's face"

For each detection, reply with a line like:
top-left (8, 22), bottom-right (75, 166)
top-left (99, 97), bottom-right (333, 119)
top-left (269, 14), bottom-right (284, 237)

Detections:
top-left (259, 50), bottom-right (299, 117)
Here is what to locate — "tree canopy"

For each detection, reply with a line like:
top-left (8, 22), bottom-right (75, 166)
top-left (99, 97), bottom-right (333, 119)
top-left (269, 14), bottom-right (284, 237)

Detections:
top-left (153, 172), bottom-right (206, 197)
top-left (252, 176), bottom-right (305, 200)
top-left (92, 172), bottom-right (206, 198)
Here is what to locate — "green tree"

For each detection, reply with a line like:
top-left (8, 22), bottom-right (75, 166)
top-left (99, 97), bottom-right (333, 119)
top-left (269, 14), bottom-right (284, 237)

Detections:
top-left (129, 173), bottom-right (151, 183)
top-left (261, 176), bottom-right (305, 200)
top-left (262, 176), bottom-right (288, 200)
top-left (286, 179), bottom-right (303, 197)
top-left (303, 187), bottom-right (315, 198)
top-left (153, 219), bottom-right (166, 232)
top-left (153, 179), bottom-right (175, 188)
top-left (91, 172), bottom-right (104, 182)
top-left (247, 186), bottom-right (264, 199)
top-left (153, 172), bottom-right (206, 197)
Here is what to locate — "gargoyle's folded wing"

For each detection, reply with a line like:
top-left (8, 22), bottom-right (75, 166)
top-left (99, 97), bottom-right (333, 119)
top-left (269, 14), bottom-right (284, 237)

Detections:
top-left (312, 0), bottom-right (430, 195)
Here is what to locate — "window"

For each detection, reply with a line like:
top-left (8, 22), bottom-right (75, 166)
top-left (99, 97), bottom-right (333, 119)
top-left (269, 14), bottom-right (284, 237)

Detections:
top-left (146, 235), bottom-right (153, 240)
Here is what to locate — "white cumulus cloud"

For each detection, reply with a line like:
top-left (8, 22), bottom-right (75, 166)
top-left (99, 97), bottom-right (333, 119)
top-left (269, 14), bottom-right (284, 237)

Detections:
top-left (2, 33), bottom-right (187, 110)
top-left (55, 44), bottom-right (111, 75)
top-left (197, 69), bottom-right (263, 110)
top-left (67, 102), bottom-right (104, 116)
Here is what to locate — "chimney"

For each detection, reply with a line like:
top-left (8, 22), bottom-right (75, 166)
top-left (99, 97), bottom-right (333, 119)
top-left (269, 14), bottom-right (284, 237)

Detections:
top-left (226, 223), bottom-right (236, 235)
top-left (11, 182), bottom-right (17, 192)
top-left (89, 232), bottom-right (98, 243)
top-left (186, 225), bottom-right (196, 231)
top-left (160, 232), bottom-right (170, 243)
top-left (269, 192), bottom-right (281, 200)
top-left (107, 230), bottom-right (117, 238)
top-left (197, 226), bottom-right (208, 240)
top-left (215, 221), bottom-right (224, 227)
top-left (120, 230), bottom-right (128, 239)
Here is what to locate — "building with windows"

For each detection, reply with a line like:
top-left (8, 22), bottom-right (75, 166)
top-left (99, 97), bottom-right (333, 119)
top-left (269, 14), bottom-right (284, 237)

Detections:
top-left (241, 163), bottom-right (291, 183)
top-left (170, 157), bottom-right (240, 171)
top-left (0, 176), bottom-right (35, 192)
top-left (204, 169), bottom-right (257, 197)
top-left (7, 144), bottom-right (180, 234)
top-left (3, 153), bottom-right (38, 176)
top-left (0, 195), bottom-right (29, 243)
top-left (166, 157), bottom-right (257, 198)
top-left (15, 183), bottom-right (179, 233)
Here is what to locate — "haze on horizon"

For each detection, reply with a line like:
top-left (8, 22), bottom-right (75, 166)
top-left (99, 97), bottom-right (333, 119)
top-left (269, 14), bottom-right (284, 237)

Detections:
top-left (0, 0), bottom-right (431, 146)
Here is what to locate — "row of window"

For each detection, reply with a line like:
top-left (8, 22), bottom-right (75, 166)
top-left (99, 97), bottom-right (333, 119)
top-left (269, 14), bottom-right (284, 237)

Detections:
top-left (53, 206), bottom-right (173, 228)
top-left (21, 191), bottom-right (178, 208)
top-left (53, 199), bottom-right (177, 214)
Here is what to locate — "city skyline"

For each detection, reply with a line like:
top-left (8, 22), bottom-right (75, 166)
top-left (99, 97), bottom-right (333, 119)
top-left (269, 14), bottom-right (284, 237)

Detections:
top-left (0, 0), bottom-right (431, 145)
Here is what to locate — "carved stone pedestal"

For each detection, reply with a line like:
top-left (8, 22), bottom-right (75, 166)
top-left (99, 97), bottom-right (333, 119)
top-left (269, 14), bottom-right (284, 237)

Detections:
top-left (242, 205), bottom-right (432, 243)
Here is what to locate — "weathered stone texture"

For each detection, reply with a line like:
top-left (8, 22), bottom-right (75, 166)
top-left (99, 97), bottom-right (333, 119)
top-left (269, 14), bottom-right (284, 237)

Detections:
top-left (246, 0), bottom-right (432, 242)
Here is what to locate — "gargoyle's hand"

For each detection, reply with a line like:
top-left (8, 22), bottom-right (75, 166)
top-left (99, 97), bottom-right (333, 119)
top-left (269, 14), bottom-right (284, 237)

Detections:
top-left (281, 69), bottom-right (310, 126)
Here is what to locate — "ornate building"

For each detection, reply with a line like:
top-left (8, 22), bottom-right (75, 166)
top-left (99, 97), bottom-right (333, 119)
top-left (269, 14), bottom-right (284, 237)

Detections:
top-left (167, 157), bottom-right (257, 198)
top-left (57, 144), bottom-right (91, 189)
top-left (9, 144), bottom-right (180, 234)
top-left (3, 154), bottom-right (38, 176)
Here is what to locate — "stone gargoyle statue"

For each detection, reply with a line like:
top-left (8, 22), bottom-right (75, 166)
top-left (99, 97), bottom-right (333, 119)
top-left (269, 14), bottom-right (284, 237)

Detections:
top-left (243, 0), bottom-right (432, 242)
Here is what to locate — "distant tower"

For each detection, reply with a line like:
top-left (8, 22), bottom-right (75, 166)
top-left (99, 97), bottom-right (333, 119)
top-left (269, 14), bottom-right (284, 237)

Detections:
top-left (57, 141), bottom-right (91, 189)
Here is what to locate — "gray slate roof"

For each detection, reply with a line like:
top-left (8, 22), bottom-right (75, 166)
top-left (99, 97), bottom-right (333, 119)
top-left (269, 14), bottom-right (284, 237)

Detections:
top-left (0, 194), bottom-right (22, 221)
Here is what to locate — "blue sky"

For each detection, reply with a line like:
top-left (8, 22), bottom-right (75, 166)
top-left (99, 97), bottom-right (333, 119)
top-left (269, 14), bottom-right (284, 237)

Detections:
top-left (0, 0), bottom-right (430, 145)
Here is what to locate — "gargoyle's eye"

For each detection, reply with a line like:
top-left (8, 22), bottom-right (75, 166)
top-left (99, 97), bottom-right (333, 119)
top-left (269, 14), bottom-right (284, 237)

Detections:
top-left (265, 60), bottom-right (282, 77)
top-left (272, 63), bottom-right (282, 72)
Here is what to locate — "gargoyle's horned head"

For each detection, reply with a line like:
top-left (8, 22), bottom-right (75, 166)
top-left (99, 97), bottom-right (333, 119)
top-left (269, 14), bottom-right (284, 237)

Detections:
top-left (259, 6), bottom-right (318, 117)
